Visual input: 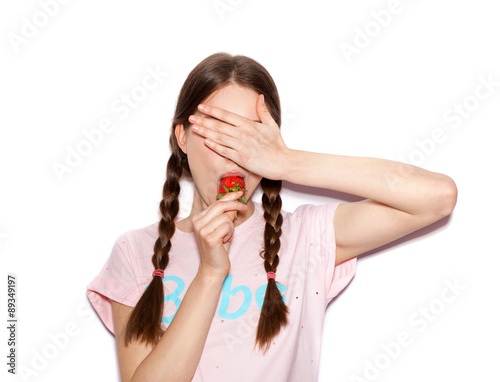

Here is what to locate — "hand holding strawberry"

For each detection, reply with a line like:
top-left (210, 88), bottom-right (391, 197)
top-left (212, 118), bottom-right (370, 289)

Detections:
top-left (192, 190), bottom-right (248, 277)
top-left (216, 176), bottom-right (247, 219)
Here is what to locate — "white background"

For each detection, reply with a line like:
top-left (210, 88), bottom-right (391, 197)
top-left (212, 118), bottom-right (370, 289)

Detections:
top-left (1, 0), bottom-right (499, 381)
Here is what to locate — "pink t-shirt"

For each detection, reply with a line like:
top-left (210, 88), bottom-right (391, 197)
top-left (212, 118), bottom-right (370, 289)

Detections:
top-left (87, 201), bottom-right (357, 381)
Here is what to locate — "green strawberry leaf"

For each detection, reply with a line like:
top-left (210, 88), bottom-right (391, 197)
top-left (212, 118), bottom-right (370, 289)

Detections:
top-left (217, 181), bottom-right (247, 213)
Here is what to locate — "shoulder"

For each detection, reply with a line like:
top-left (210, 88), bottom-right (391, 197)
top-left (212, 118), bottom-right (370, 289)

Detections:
top-left (284, 201), bottom-right (339, 224)
top-left (109, 222), bottom-right (160, 260)
top-left (117, 221), bottom-right (159, 242)
top-left (254, 200), bottom-right (339, 230)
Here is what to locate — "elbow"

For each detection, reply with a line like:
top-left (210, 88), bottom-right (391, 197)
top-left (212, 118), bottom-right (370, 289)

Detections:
top-left (433, 175), bottom-right (458, 218)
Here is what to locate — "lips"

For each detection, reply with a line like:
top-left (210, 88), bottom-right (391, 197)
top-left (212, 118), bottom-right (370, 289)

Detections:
top-left (219, 171), bottom-right (244, 181)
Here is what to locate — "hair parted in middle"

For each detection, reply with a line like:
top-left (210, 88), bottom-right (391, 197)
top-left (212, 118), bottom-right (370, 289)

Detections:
top-left (124, 52), bottom-right (289, 354)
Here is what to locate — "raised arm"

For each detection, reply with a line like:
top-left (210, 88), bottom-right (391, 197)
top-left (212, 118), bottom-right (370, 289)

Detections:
top-left (184, 97), bottom-right (457, 266)
top-left (283, 150), bottom-right (458, 265)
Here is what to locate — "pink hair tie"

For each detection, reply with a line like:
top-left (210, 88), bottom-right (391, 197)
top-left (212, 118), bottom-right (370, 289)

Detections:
top-left (267, 272), bottom-right (276, 281)
top-left (152, 269), bottom-right (164, 278)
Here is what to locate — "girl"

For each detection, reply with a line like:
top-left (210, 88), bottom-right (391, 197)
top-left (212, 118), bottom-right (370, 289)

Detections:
top-left (87, 52), bottom-right (457, 381)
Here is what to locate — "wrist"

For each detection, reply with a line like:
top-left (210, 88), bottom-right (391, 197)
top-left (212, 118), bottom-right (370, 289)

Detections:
top-left (197, 267), bottom-right (229, 284)
top-left (280, 148), bottom-right (300, 182)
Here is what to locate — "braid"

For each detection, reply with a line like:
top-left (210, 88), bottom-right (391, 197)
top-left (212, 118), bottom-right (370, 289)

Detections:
top-left (124, 152), bottom-right (183, 346)
top-left (254, 177), bottom-right (289, 354)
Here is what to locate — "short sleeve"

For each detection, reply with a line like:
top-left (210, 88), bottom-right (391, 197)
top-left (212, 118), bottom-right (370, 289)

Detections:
top-left (300, 202), bottom-right (357, 306)
top-left (87, 232), bottom-right (143, 334)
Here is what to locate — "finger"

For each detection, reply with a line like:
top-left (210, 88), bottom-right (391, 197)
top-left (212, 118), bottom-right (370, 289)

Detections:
top-left (218, 190), bottom-right (246, 209)
top-left (192, 123), bottom-right (240, 150)
top-left (256, 94), bottom-right (277, 126)
top-left (203, 137), bottom-right (239, 161)
top-left (189, 114), bottom-right (240, 139)
top-left (220, 190), bottom-right (245, 200)
top-left (196, 190), bottom-right (244, 219)
top-left (198, 104), bottom-right (245, 127)
top-left (196, 202), bottom-right (248, 239)
top-left (207, 219), bottom-right (235, 245)
top-left (199, 214), bottom-right (233, 242)
top-left (195, 191), bottom-right (246, 222)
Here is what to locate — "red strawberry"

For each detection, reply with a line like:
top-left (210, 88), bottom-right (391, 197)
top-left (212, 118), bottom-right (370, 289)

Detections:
top-left (217, 176), bottom-right (247, 219)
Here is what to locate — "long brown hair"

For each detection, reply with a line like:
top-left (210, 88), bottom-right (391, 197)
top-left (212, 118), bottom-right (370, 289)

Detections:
top-left (124, 52), bottom-right (289, 354)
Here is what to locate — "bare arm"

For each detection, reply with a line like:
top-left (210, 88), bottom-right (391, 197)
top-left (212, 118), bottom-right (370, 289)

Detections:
top-left (111, 191), bottom-right (246, 381)
top-left (183, 100), bottom-right (457, 266)
top-left (283, 150), bottom-right (458, 264)
top-left (112, 269), bottom-right (227, 382)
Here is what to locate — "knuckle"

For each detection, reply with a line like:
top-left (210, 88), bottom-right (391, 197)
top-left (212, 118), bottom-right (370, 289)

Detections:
top-left (198, 226), bottom-right (207, 238)
top-left (213, 120), bottom-right (223, 131)
top-left (206, 236), bottom-right (218, 248)
top-left (215, 132), bottom-right (224, 142)
top-left (192, 219), bottom-right (200, 231)
top-left (219, 146), bottom-right (228, 156)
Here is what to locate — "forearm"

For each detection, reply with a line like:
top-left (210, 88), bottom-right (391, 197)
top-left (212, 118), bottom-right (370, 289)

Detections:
top-left (131, 270), bottom-right (226, 382)
top-left (282, 149), bottom-right (457, 216)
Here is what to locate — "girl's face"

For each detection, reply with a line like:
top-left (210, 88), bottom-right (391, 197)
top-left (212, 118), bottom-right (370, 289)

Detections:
top-left (175, 83), bottom-right (264, 216)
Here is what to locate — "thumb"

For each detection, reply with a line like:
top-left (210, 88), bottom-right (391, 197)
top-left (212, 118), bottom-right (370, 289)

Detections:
top-left (256, 94), bottom-right (276, 126)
